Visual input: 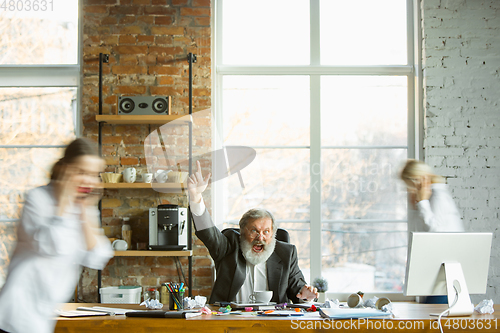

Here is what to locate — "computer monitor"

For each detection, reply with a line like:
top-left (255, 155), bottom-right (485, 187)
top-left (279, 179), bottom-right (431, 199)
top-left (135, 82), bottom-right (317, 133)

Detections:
top-left (404, 232), bottom-right (492, 316)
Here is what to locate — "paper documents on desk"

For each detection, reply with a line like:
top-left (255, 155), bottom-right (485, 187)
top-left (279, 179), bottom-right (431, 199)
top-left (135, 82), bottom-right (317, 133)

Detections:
top-left (287, 301), bottom-right (323, 309)
top-left (56, 310), bottom-right (109, 318)
top-left (76, 306), bottom-right (138, 315)
top-left (319, 308), bottom-right (391, 319)
top-left (230, 302), bottom-right (276, 310)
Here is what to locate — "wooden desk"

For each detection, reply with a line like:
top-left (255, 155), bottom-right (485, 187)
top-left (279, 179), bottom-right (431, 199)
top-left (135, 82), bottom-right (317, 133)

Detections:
top-left (55, 303), bottom-right (500, 332)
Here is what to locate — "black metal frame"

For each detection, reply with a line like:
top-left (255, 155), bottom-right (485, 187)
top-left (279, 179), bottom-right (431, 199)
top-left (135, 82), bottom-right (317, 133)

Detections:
top-left (187, 52), bottom-right (196, 297)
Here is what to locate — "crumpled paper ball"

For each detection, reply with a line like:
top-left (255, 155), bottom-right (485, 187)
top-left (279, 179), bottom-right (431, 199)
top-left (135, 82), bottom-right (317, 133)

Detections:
top-left (183, 295), bottom-right (207, 309)
top-left (475, 299), bottom-right (494, 314)
top-left (140, 299), bottom-right (164, 310)
top-left (323, 299), bottom-right (340, 308)
top-left (200, 306), bottom-right (211, 315)
top-left (364, 296), bottom-right (378, 308)
top-left (381, 302), bottom-right (394, 314)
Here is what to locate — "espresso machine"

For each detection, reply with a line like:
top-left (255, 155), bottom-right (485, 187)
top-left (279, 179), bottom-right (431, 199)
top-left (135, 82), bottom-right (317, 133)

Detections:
top-left (149, 204), bottom-right (188, 250)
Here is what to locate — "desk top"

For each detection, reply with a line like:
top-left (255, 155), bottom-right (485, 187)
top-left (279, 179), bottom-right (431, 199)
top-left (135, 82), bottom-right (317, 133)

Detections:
top-left (55, 303), bottom-right (500, 333)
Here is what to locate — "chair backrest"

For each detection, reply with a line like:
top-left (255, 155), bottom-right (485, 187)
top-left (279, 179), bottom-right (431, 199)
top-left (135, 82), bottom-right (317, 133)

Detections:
top-left (222, 227), bottom-right (290, 243)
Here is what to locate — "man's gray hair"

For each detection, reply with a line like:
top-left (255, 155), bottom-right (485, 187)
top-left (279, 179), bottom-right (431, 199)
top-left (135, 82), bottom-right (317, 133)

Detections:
top-left (239, 208), bottom-right (277, 235)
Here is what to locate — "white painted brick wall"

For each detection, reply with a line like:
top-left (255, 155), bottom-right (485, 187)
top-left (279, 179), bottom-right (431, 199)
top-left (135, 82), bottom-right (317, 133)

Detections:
top-left (422, 0), bottom-right (500, 303)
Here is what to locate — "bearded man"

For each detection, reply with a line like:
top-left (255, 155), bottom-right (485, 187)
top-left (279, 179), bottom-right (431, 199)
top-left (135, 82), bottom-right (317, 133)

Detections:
top-left (188, 161), bottom-right (318, 304)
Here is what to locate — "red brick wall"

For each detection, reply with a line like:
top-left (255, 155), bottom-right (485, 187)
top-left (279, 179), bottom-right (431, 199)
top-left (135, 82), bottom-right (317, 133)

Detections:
top-left (81, 0), bottom-right (212, 302)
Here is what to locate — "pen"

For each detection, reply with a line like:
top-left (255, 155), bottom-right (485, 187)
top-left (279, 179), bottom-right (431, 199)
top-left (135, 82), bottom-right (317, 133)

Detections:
top-left (166, 283), bottom-right (182, 309)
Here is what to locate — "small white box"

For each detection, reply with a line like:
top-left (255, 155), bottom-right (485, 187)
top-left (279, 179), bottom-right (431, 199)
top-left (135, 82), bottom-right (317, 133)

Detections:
top-left (99, 286), bottom-right (141, 304)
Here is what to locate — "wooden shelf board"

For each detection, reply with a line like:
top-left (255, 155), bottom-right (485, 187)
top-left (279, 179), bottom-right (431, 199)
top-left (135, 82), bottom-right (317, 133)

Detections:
top-left (102, 183), bottom-right (185, 190)
top-left (113, 250), bottom-right (193, 257)
top-left (96, 115), bottom-right (190, 125)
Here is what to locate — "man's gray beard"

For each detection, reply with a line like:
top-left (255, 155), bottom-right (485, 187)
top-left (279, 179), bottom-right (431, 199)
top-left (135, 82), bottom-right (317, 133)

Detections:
top-left (240, 236), bottom-right (276, 266)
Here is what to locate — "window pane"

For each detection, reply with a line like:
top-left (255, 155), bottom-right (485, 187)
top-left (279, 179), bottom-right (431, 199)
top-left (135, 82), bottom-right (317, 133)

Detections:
top-left (0, 88), bottom-right (77, 145)
top-left (0, 0), bottom-right (78, 65)
top-left (280, 222), bottom-right (310, 283)
top-left (223, 149), bottom-right (310, 222)
top-left (321, 149), bottom-right (407, 220)
top-left (321, 222), bottom-right (407, 292)
top-left (320, 0), bottom-right (407, 65)
top-left (222, 76), bottom-right (310, 146)
top-left (0, 224), bottom-right (16, 287)
top-left (0, 148), bottom-right (64, 220)
top-left (321, 76), bottom-right (407, 146)
top-left (222, 0), bottom-right (310, 65)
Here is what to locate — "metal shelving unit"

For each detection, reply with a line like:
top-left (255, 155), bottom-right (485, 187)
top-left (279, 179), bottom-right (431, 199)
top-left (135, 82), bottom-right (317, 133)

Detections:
top-left (95, 52), bottom-right (197, 300)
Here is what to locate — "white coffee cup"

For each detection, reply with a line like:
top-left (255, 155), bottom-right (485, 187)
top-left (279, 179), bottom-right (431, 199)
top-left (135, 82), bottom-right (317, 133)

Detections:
top-left (154, 169), bottom-right (170, 183)
top-left (142, 173), bottom-right (153, 183)
top-left (376, 297), bottom-right (391, 310)
top-left (112, 239), bottom-right (128, 251)
top-left (347, 293), bottom-right (363, 308)
top-left (123, 167), bottom-right (136, 183)
top-left (249, 290), bottom-right (273, 303)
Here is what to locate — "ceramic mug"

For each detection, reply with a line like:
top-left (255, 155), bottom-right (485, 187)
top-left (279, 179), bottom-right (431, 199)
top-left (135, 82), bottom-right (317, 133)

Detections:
top-left (249, 290), bottom-right (273, 303)
top-left (376, 297), bottom-right (391, 310)
top-left (347, 293), bottom-right (363, 308)
top-left (142, 173), bottom-right (153, 183)
top-left (123, 167), bottom-right (137, 183)
top-left (155, 169), bottom-right (170, 183)
top-left (112, 239), bottom-right (128, 251)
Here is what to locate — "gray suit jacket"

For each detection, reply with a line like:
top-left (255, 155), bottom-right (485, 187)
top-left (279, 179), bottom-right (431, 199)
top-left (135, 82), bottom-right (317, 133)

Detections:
top-left (192, 208), bottom-right (306, 304)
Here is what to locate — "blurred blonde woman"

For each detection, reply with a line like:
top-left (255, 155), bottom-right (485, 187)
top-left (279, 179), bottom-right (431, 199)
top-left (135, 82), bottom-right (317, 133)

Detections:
top-left (401, 159), bottom-right (464, 235)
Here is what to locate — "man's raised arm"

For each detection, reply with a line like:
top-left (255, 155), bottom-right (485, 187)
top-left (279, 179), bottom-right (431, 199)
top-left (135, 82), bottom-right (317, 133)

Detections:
top-left (187, 160), bottom-right (213, 230)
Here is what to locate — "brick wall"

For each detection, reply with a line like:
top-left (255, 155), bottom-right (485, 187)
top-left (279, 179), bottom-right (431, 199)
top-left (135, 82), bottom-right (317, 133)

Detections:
top-left (421, 0), bottom-right (500, 302)
top-left (80, 0), bottom-right (212, 302)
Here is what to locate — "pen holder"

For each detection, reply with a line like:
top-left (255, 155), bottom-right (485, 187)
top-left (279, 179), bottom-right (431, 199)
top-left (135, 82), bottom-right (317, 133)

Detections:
top-left (169, 289), bottom-right (184, 311)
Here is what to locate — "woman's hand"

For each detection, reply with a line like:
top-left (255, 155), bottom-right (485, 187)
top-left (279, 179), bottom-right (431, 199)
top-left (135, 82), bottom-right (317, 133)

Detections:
top-left (415, 175), bottom-right (432, 202)
top-left (53, 164), bottom-right (78, 216)
top-left (78, 186), bottom-right (103, 250)
top-left (187, 160), bottom-right (211, 203)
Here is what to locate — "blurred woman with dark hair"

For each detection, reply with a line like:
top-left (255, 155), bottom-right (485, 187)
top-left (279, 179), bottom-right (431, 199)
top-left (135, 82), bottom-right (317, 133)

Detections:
top-left (0, 138), bottom-right (113, 333)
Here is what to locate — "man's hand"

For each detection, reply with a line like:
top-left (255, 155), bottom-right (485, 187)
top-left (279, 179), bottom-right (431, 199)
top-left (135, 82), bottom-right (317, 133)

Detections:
top-left (296, 284), bottom-right (319, 301)
top-left (187, 160), bottom-right (211, 203)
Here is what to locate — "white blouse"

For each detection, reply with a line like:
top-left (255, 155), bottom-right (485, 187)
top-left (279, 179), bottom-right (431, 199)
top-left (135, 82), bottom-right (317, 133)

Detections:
top-left (0, 184), bottom-right (113, 333)
top-left (408, 183), bottom-right (465, 235)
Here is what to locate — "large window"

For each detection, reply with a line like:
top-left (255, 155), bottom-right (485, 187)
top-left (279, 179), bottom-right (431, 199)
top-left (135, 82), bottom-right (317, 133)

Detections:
top-left (215, 0), bottom-right (415, 294)
top-left (0, 0), bottom-right (80, 287)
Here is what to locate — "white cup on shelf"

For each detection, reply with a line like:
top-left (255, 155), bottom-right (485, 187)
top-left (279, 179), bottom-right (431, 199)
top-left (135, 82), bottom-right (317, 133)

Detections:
top-left (123, 167), bottom-right (136, 183)
top-left (112, 239), bottom-right (128, 251)
top-left (142, 173), bottom-right (153, 183)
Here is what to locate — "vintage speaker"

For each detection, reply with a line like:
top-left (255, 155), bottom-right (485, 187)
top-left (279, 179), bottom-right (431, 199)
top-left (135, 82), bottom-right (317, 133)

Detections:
top-left (118, 96), bottom-right (171, 115)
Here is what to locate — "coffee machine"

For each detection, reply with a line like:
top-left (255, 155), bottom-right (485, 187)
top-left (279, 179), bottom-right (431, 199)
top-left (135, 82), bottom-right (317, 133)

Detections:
top-left (149, 204), bottom-right (188, 250)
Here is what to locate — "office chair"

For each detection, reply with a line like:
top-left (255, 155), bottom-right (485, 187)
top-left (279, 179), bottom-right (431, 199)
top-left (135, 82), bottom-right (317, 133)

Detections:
top-left (222, 227), bottom-right (290, 243)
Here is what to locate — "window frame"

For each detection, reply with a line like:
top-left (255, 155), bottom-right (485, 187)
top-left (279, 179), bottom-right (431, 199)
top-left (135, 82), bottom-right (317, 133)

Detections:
top-left (0, 0), bottom-right (82, 224)
top-left (213, 0), bottom-right (423, 297)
